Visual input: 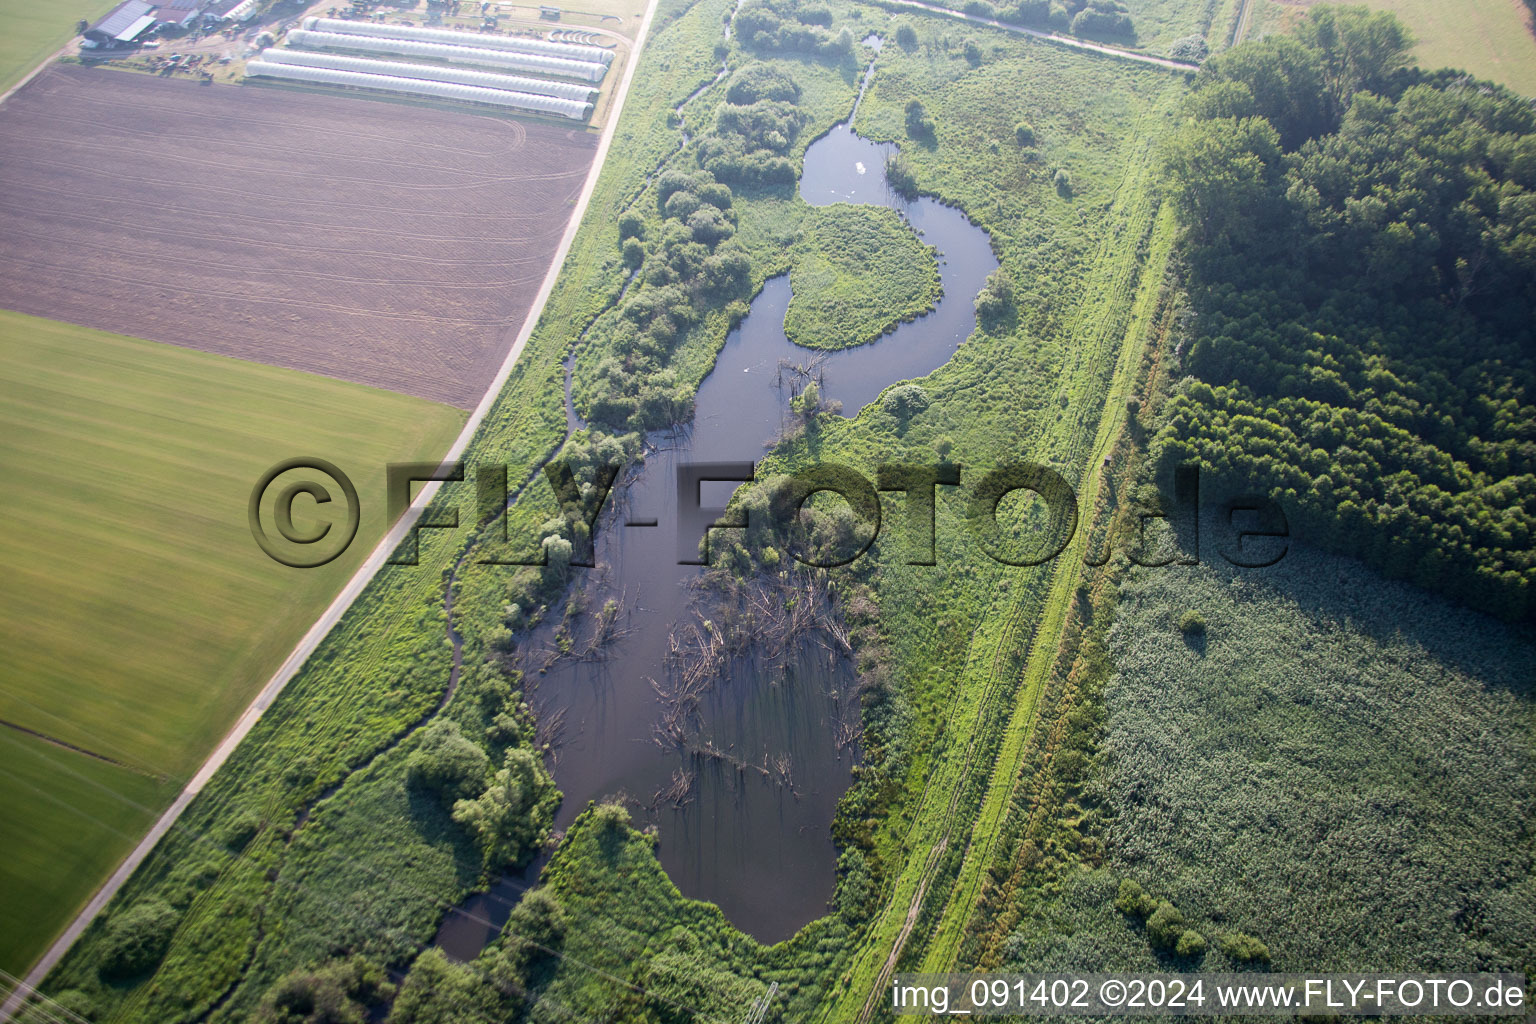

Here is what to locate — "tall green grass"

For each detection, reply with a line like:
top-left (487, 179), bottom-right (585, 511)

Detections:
top-left (1000, 545), bottom-right (1535, 977)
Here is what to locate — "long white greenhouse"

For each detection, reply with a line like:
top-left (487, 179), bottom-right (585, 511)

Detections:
top-left (257, 47), bottom-right (598, 101)
top-left (303, 16), bottom-right (613, 65)
top-left (244, 60), bottom-right (594, 119)
top-left (285, 28), bottom-right (606, 82)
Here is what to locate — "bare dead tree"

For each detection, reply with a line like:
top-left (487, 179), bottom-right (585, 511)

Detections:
top-left (536, 705), bottom-right (568, 764)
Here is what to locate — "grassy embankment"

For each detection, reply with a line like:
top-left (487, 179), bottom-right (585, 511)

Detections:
top-left (0, 312), bottom-right (465, 976)
top-left (942, 271), bottom-right (1535, 984)
top-left (1118, 0), bottom-right (1242, 52)
top-left (795, 34), bottom-right (1183, 1016)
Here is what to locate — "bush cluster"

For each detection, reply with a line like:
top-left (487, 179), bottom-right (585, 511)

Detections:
top-left (593, 171), bottom-right (751, 431)
top-left (735, 0), bottom-right (852, 58)
top-left (985, 0), bottom-right (1133, 40)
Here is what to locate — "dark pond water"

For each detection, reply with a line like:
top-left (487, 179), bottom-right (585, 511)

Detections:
top-left (435, 48), bottom-right (997, 956)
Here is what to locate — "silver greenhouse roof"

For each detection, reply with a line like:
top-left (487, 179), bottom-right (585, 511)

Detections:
top-left (244, 59), bottom-right (594, 119)
top-left (256, 47), bottom-right (597, 101)
top-left (303, 16), bottom-right (613, 65)
top-left (285, 28), bottom-right (607, 82)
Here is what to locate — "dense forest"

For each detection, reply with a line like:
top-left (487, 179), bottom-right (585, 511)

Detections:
top-left (1157, 5), bottom-right (1536, 620)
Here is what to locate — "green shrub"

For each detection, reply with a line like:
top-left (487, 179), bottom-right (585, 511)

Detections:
top-left (219, 809), bottom-right (262, 852)
top-left (1145, 900), bottom-right (1185, 949)
top-left (1015, 122), bottom-right (1035, 146)
top-left (501, 888), bottom-right (568, 979)
top-left (406, 718), bottom-right (490, 802)
top-left (387, 949), bottom-right (505, 1024)
top-left (256, 956), bottom-right (392, 1024)
top-left (1071, 8), bottom-right (1133, 40)
top-left (1177, 609), bottom-right (1206, 635)
top-left (452, 747), bottom-right (560, 871)
top-left (974, 268), bottom-right (1015, 326)
top-left (885, 154), bottom-right (919, 199)
top-left (1004, 0), bottom-right (1050, 24)
top-left (98, 898), bottom-right (178, 980)
top-left (1113, 878), bottom-right (1156, 917)
top-left (1053, 168), bottom-right (1072, 196)
top-left (617, 210), bottom-right (644, 240)
top-left (1175, 929), bottom-right (1208, 957)
top-left (1168, 34), bottom-right (1208, 62)
top-left (1219, 932), bottom-right (1272, 962)
top-left (882, 384), bottom-right (930, 420)
top-left (725, 64), bottom-right (802, 105)
top-left (895, 20), bottom-right (918, 48)
top-left (621, 237), bottom-right (646, 271)
top-left (905, 99), bottom-right (935, 138)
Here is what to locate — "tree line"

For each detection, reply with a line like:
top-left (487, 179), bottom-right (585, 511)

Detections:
top-left (1157, 4), bottom-right (1536, 620)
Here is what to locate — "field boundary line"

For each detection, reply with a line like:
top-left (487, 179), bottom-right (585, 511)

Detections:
top-left (0, 40), bottom-right (77, 109)
top-left (0, 0), bottom-right (661, 1014)
top-left (0, 719), bottom-right (154, 778)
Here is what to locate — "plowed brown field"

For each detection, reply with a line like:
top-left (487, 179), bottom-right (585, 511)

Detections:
top-left (0, 64), bottom-right (597, 408)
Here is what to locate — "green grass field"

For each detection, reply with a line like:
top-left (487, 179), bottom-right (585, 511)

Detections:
top-left (0, 0), bottom-right (116, 93)
top-left (0, 311), bottom-right (463, 972)
top-left (1257, 0), bottom-right (1536, 96)
top-left (0, 730), bottom-right (176, 977)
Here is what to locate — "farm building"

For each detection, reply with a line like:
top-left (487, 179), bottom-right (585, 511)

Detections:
top-left (256, 48), bottom-right (598, 101)
top-left (244, 60), bottom-right (593, 118)
top-left (81, 0), bottom-right (157, 48)
top-left (285, 28), bottom-right (607, 82)
top-left (82, 0), bottom-right (259, 44)
top-left (302, 16), bottom-right (613, 65)
top-left (204, 0), bottom-right (259, 19)
top-left (152, 0), bottom-right (203, 29)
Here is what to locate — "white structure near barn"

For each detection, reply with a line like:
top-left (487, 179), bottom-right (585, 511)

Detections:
top-left (284, 28), bottom-right (607, 82)
top-left (244, 59), bottom-right (593, 118)
top-left (302, 16), bottom-right (613, 64)
top-left (256, 47), bottom-right (598, 100)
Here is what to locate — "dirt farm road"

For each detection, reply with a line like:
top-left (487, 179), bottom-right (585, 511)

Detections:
top-left (0, 0), bottom-right (661, 1016)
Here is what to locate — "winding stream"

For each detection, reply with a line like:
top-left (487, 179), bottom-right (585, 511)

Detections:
top-left (435, 42), bottom-right (997, 956)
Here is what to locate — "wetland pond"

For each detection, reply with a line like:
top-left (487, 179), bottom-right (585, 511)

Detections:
top-left (436, 52), bottom-right (997, 955)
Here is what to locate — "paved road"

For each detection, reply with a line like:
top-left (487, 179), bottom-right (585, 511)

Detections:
top-left (875, 0), bottom-right (1199, 72)
top-left (0, 0), bottom-right (660, 1018)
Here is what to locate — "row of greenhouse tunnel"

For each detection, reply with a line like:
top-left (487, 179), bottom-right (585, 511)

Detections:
top-left (245, 15), bottom-right (613, 120)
